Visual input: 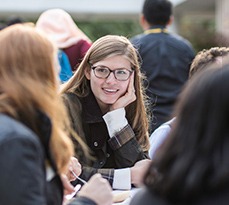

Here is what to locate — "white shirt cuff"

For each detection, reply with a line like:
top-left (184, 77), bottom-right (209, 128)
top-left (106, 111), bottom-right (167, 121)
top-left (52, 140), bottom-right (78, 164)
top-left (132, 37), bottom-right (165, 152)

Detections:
top-left (113, 168), bottom-right (131, 190)
top-left (103, 108), bottom-right (128, 138)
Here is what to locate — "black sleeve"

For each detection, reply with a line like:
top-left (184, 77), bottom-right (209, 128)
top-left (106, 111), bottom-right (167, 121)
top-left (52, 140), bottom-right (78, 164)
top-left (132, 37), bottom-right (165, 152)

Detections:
top-left (0, 135), bottom-right (47, 205)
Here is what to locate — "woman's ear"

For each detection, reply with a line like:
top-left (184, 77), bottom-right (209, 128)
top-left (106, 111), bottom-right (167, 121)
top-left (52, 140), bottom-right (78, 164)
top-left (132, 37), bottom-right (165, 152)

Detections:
top-left (84, 68), bottom-right (91, 80)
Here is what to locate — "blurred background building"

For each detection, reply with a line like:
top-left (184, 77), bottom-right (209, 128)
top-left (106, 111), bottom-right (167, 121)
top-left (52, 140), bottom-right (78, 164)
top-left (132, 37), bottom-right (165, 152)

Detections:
top-left (174, 0), bottom-right (229, 51)
top-left (0, 0), bottom-right (228, 51)
top-left (0, 0), bottom-right (183, 20)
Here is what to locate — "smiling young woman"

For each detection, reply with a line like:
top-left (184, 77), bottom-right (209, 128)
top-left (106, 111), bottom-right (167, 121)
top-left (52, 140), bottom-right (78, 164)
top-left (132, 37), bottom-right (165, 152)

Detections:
top-left (61, 35), bottom-right (151, 190)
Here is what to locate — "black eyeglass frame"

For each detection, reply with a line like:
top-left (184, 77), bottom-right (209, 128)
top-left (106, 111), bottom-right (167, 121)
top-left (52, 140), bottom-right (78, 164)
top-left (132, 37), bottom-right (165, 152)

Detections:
top-left (91, 65), bottom-right (134, 81)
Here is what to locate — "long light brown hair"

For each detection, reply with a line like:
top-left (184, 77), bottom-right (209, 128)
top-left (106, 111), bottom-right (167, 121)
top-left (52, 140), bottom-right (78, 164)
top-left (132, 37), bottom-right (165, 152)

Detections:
top-left (61, 35), bottom-right (150, 151)
top-left (0, 24), bottom-right (73, 173)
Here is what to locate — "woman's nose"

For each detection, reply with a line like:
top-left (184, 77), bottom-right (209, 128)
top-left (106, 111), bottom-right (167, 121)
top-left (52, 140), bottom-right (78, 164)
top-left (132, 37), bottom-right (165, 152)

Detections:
top-left (105, 72), bottom-right (117, 83)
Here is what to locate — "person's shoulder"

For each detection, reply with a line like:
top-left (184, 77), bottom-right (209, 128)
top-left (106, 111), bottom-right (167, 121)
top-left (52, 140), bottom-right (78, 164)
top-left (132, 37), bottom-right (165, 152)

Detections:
top-left (131, 33), bottom-right (157, 52)
top-left (62, 92), bottom-right (82, 112)
top-left (0, 114), bottom-right (37, 141)
top-left (73, 39), bottom-right (92, 50)
top-left (150, 118), bottom-right (175, 138)
top-left (0, 114), bottom-right (43, 155)
top-left (62, 92), bottom-right (80, 102)
top-left (168, 33), bottom-right (194, 52)
top-left (64, 39), bottom-right (91, 53)
top-left (169, 32), bottom-right (189, 42)
top-left (149, 118), bottom-right (175, 159)
top-left (163, 117), bottom-right (176, 128)
top-left (130, 33), bottom-right (146, 44)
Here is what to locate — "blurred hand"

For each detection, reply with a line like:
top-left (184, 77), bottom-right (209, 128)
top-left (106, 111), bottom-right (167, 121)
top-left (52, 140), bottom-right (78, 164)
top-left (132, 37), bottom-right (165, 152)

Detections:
top-left (66, 157), bottom-right (82, 181)
top-left (61, 174), bottom-right (82, 205)
top-left (78, 173), bottom-right (113, 205)
top-left (130, 159), bottom-right (152, 187)
top-left (61, 174), bottom-right (75, 196)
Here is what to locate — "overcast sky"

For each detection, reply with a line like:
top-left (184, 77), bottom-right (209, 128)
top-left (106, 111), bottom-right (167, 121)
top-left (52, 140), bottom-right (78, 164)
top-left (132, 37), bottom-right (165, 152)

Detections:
top-left (172, 0), bottom-right (186, 5)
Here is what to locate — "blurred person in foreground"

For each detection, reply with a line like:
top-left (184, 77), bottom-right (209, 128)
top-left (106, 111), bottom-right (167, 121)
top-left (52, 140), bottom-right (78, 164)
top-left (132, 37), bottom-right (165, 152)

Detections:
top-left (130, 57), bottom-right (229, 205)
top-left (0, 24), bottom-right (112, 205)
top-left (131, 0), bottom-right (195, 134)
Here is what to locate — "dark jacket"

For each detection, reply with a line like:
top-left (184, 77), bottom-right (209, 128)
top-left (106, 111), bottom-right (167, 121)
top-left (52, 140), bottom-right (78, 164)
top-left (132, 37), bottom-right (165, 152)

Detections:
top-left (63, 90), bottom-right (149, 185)
top-left (130, 186), bottom-right (229, 205)
top-left (131, 26), bottom-right (195, 132)
top-left (0, 114), bottom-right (95, 205)
top-left (0, 114), bottom-right (61, 204)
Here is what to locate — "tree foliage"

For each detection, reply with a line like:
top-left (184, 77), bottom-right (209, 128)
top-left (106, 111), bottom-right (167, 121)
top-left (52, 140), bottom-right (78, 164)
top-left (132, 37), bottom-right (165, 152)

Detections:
top-left (77, 20), bottom-right (142, 42)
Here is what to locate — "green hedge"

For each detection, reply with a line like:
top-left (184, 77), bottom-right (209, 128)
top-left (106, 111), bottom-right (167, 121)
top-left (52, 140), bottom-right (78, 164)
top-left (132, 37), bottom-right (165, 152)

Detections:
top-left (77, 20), bottom-right (142, 41)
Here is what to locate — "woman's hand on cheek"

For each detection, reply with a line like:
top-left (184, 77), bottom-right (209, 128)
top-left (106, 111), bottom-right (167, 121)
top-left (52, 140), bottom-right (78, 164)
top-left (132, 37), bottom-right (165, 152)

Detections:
top-left (110, 72), bottom-right (136, 111)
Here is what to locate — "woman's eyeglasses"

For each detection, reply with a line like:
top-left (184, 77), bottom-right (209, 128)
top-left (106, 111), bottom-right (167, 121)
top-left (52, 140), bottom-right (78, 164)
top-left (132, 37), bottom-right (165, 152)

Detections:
top-left (91, 65), bottom-right (133, 81)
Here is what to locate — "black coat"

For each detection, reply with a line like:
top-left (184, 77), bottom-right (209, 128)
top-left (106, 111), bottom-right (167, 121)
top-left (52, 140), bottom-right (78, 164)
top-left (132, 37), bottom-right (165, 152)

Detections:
top-left (0, 114), bottom-right (96, 205)
top-left (0, 114), bottom-right (62, 204)
top-left (63, 90), bottom-right (149, 186)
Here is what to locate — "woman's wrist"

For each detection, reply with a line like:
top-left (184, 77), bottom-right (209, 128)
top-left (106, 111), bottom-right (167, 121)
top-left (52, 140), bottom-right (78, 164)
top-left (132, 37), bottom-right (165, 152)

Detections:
top-left (103, 108), bottom-right (128, 137)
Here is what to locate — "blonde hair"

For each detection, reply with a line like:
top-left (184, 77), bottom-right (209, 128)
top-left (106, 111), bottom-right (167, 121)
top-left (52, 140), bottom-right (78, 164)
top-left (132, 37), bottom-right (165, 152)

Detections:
top-left (61, 35), bottom-right (150, 151)
top-left (0, 24), bottom-right (74, 173)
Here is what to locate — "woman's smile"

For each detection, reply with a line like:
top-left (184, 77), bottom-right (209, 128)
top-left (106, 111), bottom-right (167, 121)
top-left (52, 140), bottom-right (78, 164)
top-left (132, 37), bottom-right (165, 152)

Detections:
top-left (102, 88), bottom-right (119, 94)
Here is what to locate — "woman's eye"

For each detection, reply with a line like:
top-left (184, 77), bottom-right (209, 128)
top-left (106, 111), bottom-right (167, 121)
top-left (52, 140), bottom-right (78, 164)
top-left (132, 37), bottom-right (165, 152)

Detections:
top-left (117, 70), bottom-right (127, 75)
top-left (97, 68), bottom-right (108, 73)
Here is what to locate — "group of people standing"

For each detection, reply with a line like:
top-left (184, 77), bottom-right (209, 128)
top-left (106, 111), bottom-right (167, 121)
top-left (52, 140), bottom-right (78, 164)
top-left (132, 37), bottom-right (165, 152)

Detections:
top-left (0, 0), bottom-right (228, 205)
